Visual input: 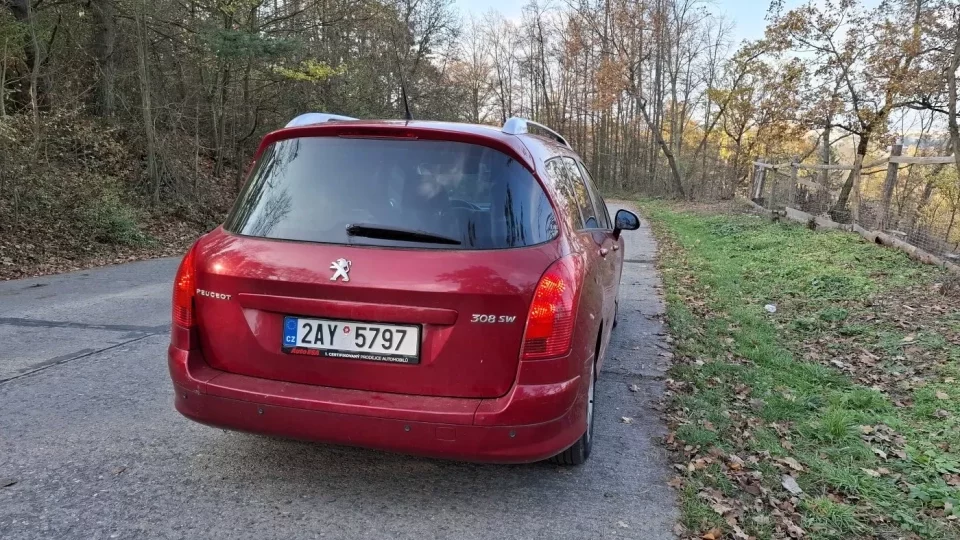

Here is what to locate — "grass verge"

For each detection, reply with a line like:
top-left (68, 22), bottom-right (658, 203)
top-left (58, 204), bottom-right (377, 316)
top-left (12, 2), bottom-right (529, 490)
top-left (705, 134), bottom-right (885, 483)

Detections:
top-left (641, 201), bottom-right (960, 540)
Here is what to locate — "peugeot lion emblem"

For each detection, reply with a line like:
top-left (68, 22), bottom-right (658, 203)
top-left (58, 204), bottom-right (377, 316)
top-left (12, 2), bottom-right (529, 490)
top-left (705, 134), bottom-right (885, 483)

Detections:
top-left (330, 258), bottom-right (351, 282)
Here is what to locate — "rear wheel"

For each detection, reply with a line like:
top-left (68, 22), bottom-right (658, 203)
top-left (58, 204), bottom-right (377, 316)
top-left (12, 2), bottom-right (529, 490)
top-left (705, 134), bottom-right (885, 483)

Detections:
top-left (549, 361), bottom-right (596, 466)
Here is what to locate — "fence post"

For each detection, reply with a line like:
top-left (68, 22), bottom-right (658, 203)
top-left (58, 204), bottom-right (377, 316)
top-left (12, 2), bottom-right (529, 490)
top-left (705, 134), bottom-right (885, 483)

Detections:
top-left (790, 158), bottom-right (799, 208)
top-left (879, 143), bottom-right (903, 230)
top-left (851, 154), bottom-right (864, 225)
top-left (753, 158), bottom-right (768, 203)
top-left (769, 166), bottom-right (780, 212)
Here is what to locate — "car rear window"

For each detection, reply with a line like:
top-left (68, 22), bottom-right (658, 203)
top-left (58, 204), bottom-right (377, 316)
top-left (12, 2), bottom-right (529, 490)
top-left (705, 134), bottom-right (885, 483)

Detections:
top-left (225, 137), bottom-right (558, 250)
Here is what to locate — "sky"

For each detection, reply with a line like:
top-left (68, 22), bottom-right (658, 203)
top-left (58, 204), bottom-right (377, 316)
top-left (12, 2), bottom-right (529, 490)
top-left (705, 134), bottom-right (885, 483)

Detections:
top-left (453, 0), bottom-right (929, 135)
top-left (453, 0), bottom-right (779, 46)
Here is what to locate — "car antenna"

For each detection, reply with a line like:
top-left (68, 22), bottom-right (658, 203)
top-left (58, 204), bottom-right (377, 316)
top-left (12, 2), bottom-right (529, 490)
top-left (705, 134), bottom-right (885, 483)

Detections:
top-left (394, 52), bottom-right (414, 123)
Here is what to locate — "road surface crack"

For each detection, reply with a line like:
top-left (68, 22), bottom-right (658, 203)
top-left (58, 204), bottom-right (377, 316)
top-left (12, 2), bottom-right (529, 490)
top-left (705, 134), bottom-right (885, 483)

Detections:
top-left (0, 333), bottom-right (160, 384)
top-left (0, 317), bottom-right (168, 334)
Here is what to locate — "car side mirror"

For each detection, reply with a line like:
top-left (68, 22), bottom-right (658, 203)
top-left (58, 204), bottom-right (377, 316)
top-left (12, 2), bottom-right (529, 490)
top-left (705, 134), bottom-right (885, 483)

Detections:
top-left (613, 209), bottom-right (640, 239)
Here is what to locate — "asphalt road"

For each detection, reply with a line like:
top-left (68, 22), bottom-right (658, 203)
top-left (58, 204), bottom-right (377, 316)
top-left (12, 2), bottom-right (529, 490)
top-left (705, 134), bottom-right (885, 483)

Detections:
top-left (0, 203), bottom-right (676, 540)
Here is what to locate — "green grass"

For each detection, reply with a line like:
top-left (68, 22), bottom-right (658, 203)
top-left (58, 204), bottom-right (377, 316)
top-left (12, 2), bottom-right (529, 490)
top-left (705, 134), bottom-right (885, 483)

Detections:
top-left (642, 201), bottom-right (960, 539)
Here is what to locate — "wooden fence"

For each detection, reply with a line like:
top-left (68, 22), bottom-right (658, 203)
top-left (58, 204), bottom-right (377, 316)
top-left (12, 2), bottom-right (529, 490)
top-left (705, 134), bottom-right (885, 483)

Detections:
top-left (749, 146), bottom-right (960, 271)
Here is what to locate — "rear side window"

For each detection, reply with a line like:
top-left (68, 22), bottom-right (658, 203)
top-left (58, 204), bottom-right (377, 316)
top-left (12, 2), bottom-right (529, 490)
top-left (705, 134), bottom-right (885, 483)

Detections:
top-left (577, 161), bottom-right (611, 229)
top-left (562, 158), bottom-right (598, 229)
top-left (545, 159), bottom-right (583, 229)
top-left (226, 137), bottom-right (558, 250)
top-left (546, 157), bottom-right (599, 230)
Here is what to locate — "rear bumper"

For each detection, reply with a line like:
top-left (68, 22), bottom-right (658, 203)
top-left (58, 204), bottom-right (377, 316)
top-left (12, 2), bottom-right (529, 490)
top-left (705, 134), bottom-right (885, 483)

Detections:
top-left (168, 345), bottom-right (587, 463)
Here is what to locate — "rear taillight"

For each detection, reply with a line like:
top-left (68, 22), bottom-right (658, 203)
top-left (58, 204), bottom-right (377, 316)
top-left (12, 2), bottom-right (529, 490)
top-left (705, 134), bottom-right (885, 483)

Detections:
top-left (172, 245), bottom-right (197, 328)
top-left (521, 255), bottom-right (584, 360)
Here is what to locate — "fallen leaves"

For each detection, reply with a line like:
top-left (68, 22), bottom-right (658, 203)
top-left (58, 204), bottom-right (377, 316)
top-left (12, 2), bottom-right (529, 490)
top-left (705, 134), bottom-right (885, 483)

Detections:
top-left (781, 475), bottom-right (803, 495)
top-left (648, 206), bottom-right (960, 540)
top-left (788, 282), bottom-right (960, 402)
top-left (730, 524), bottom-right (751, 540)
top-left (701, 527), bottom-right (722, 540)
top-left (785, 521), bottom-right (806, 539)
top-left (710, 502), bottom-right (735, 517)
top-left (777, 457), bottom-right (804, 472)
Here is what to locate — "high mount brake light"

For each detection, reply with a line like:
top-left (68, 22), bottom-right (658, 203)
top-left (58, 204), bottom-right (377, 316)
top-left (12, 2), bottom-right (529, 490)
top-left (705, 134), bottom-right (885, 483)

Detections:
top-left (336, 128), bottom-right (419, 139)
top-left (521, 255), bottom-right (583, 360)
top-left (172, 245), bottom-right (197, 328)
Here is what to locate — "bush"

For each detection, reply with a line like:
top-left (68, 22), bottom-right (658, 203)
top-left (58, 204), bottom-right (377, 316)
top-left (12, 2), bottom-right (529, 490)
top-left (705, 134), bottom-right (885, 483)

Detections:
top-left (81, 193), bottom-right (148, 246)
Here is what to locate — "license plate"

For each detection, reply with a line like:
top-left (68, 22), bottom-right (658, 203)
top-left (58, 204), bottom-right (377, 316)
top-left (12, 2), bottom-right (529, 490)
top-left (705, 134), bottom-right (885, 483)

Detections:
top-left (282, 316), bottom-right (420, 364)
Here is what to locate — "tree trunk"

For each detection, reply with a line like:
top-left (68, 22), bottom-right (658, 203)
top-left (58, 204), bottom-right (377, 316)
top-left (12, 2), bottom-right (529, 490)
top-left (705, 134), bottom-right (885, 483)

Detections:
top-left (948, 11), bottom-right (960, 179)
top-left (820, 122), bottom-right (831, 187)
top-left (879, 143), bottom-right (903, 229)
top-left (0, 36), bottom-right (7, 117)
top-left (213, 64), bottom-right (231, 177)
top-left (26, 1), bottom-right (42, 146)
top-left (135, 3), bottom-right (160, 204)
top-left (194, 100), bottom-right (200, 192)
top-left (947, 210), bottom-right (957, 244)
top-left (830, 134), bottom-right (870, 222)
top-left (650, 0), bottom-right (664, 187)
top-left (236, 48), bottom-right (254, 189)
top-left (90, 0), bottom-right (117, 117)
top-left (638, 97), bottom-right (685, 198)
top-left (6, 0), bottom-right (51, 113)
top-left (947, 15), bottom-right (960, 246)
top-left (910, 179), bottom-right (937, 231)
top-left (728, 144), bottom-right (742, 199)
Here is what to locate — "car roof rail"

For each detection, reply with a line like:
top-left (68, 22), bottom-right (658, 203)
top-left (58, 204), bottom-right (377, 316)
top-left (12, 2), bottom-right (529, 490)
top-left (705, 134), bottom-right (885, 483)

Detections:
top-left (502, 117), bottom-right (570, 149)
top-left (285, 113), bottom-right (357, 128)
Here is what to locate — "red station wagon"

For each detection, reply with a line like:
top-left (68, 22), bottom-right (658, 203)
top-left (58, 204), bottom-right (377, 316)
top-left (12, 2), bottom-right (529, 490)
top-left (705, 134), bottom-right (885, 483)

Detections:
top-left (167, 114), bottom-right (640, 465)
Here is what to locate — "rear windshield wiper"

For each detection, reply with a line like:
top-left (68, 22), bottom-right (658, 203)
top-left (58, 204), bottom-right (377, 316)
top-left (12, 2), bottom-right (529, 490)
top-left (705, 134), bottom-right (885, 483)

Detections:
top-left (345, 223), bottom-right (462, 246)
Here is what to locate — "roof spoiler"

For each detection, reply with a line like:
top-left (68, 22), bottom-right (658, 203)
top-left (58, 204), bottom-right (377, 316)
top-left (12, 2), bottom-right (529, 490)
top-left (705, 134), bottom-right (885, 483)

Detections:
top-left (502, 117), bottom-right (570, 148)
top-left (285, 113), bottom-right (357, 128)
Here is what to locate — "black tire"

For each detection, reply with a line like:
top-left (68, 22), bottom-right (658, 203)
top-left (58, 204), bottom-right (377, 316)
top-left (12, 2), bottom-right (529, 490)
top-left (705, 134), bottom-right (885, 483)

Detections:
top-left (549, 362), bottom-right (596, 466)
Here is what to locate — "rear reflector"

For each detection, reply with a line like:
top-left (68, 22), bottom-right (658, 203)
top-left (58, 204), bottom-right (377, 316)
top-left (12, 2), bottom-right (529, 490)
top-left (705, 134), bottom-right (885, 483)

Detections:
top-left (172, 245), bottom-right (197, 328)
top-left (521, 255), bottom-right (583, 360)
